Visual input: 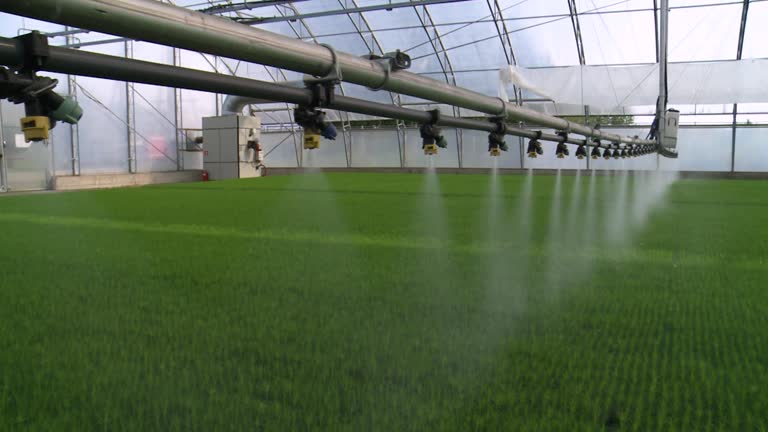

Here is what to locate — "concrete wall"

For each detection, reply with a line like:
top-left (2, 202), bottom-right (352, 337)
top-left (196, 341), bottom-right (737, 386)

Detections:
top-left (54, 170), bottom-right (203, 191)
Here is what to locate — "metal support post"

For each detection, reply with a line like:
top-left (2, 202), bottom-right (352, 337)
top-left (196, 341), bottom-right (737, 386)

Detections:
top-left (731, 104), bottom-right (737, 172)
top-left (125, 40), bottom-right (137, 173)
top-left (66, 30), bottom-right (81, 176)
top-left (585, 105), bottom-right (590, 170)
top-left (173, 47), bottom-right (184, 171)
top-left (0, 101), bottom-right (7, 192)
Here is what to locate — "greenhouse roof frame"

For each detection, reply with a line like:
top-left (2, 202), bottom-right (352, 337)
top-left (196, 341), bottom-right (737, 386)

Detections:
top-left (44, 1), bottom-right (765, 72)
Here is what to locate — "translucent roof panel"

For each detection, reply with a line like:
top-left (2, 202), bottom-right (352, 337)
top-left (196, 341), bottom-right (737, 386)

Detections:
top-left (313, 33), bottom-right (372, 56)
top-left (421, 0), bottom-right (492, 23)
top-left (507, 17), bottom-right (580, 66)
top-left (452, 70), bottom-right (501, 97)
top-left (362, 6), bottom-right (424, 30)
top-left (297, 16), bottom-right (360, 37)
top-left (579, 10), bottom-right (656, 65)
top-left (0, 13), bottom-right (64, 37)
top-left (361, 8), bottom-right (444, 73)
top-left (741, 2), bottom-right (768, 59)
top-left (421, 21), bottom-right (508, 71)
top-left (668, 3), bottom-right (742, 62)
top-left (500, 0), bottom-right (570, 17)
top-left (575, 0), bottom-right (651, 12)
top-left (668, 0), bottom-right (736, 6)
top-left (255, 20), bottom-right (308, 40)
top-left (423, 3), bottom-right (509, 70)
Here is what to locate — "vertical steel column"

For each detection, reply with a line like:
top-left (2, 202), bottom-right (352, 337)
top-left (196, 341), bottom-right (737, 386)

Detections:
top-left (173, 47), bottom-right (184, 170)
top-left (342, 121), bottom-right (352, 168)
top-left (0, 101), bottom-right (7, 192)
top-left (658, 0), bottom-right (669, 125)
top-left (397, 121), bottom-right (406, 168)
top-left (731, 107), bottom-right (737, 172)
top-left (732, 0), bottom-right (750, 172)
top-left (657, 0), bottom-right (669, 170)
top-left (585, 105), bottom-right (590, 170)
top-left (653, 0), bottom-right (660, 64)
top-left (46, 128), bottom-right (55, 189)
top-left (66, 30), bottom-right (81, 176)
top-left (125, 39), bottom-right (137, 173)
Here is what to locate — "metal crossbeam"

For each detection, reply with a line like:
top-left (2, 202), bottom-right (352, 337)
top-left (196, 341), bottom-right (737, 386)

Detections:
top-left (199, 0), bottom-right (309, 14)
top-left (736, 0), bottom-right (750, 60)
top-left (235, 0), bottom-right (471, 25)
top-left (567, 0), bottom-right (586, 65)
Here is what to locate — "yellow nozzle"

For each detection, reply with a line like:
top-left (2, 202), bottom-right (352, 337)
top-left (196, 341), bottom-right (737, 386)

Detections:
top-left (424, 143), bottom-right (438, 155)
top-left (489, 148), bottom-right (501, 157)
top-left (303, 128), bottom-right (320, 150)
top-left (20, 116), bottom-right (50, 142)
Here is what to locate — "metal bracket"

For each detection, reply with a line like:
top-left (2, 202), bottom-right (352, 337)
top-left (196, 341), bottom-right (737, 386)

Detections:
top-left (428, 109), bottom-right (441, 125)
top-left (316, 43), bottom-right (342, 83)
top-left (420, 109), bottom-right (445, 148)
top-left (367, 58), bottom-right (391, 91)
top-left (557, 131), bottom-right (568, 143)
top-left (495, 97), bottom-right (508, 116)
top-left (15, 31), bottom-right (49, 72)
top-left (489, 116), bottom-right (507, 135)
top-left (302, 43), bottom-right (342, 106)
top-left (306, 81), bottom-right (335, 109)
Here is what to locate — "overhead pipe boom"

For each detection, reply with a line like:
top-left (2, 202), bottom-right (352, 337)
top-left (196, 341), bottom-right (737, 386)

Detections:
top-left (0, 35), bottom-right (628, 151)
top-left (0, 0), bottom-right (658, 149)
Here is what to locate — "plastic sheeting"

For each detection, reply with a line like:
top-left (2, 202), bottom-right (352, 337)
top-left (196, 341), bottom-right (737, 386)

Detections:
top-left (501, 60), bottom-right (768, 109)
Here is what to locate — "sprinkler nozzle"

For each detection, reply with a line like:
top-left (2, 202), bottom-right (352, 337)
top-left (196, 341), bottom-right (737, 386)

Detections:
top-left (576, 144), bottom-right (587, 159)
top-left (527, 139), bottom-right (543, 158)
top-left (488, 131), bottom-right (508, 156)
top-left (420, 122), bottom-right (447, 154)
top-left (556, 142), bottom-right (569, 159)
top-left (591, 146), bottom-right (601, 159)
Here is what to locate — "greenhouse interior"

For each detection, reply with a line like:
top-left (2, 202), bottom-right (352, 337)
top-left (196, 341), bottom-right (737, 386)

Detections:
top-left (1, 0), bottom-right (767, 430)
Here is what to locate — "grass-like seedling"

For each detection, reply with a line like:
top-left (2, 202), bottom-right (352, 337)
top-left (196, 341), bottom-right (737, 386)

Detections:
top-left (0, 172), bottom-right (766, 431)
